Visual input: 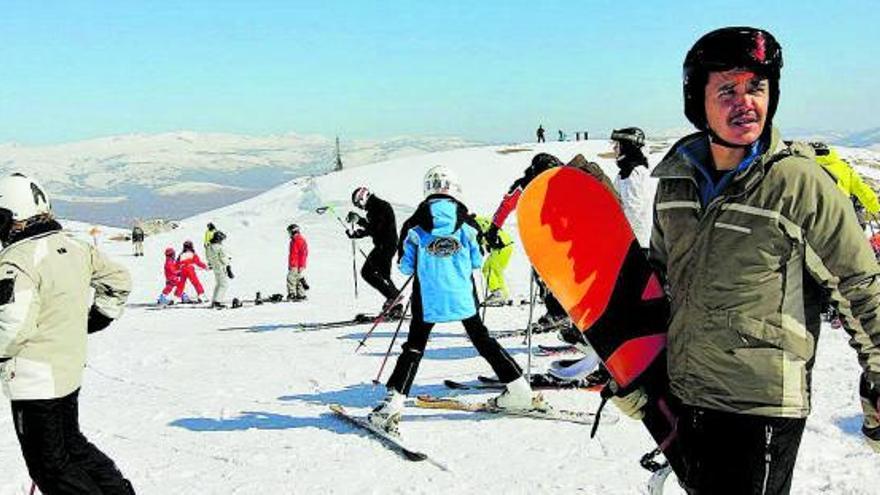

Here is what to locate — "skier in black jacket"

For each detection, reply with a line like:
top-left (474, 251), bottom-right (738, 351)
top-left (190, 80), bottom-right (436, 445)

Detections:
top-left (347, 187), bottom-right (401, 314)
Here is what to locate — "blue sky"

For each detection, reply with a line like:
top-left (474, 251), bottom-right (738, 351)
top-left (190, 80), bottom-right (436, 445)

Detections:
top-left (0, 1), bottom-right (876, 144)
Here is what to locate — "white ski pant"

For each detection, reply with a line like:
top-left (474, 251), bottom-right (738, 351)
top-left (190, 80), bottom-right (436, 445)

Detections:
top-left (212, 266), bottom-right (229, 304)
top-left (287, 268), bottom-right (306, 298)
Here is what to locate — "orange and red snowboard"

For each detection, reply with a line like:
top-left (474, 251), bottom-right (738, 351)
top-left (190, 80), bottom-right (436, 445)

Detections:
top-left (518, 165), bottom-right (684, 477)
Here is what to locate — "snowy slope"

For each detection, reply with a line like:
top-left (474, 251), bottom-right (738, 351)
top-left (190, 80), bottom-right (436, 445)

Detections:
top-left (1, 141), bottom-right (878, 494)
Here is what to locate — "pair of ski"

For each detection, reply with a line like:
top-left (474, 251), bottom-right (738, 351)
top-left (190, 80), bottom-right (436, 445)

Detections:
top-left (444, 373), bottom-right (604, 392)
top-left (490, 320), bottom-right (569, 339)
top-left (330, 394), bottom-right (610, 465)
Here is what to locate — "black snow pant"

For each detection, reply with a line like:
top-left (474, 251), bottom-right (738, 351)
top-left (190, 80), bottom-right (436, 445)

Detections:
top-left (387, 278), bottom-right (522, 395)
top-left (361, 247), bottom-right (398, 301)
top-left (676, 403), bottom-right (806, 495)
top-left (11, 389), bottom-right (135, 495)
top-left (535, 273), bottom-right (566, 318)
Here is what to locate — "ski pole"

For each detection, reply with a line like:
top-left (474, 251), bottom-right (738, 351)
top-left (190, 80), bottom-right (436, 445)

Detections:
top-left (525, 270), bottom-right (538, 383)
top-left (480, 272), bottom-right (489, 321)
top-left (355, 274), bottom-right (414, 352)
top-left (372, 298), bottom-right (411, 384)
top-left (351, 240), bottom-right (359, 299)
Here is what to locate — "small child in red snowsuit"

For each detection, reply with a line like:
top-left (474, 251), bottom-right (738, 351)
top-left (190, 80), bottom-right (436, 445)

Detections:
top-left (158, 247), bottom-right (180, 305)
top-left (175, 240), bottom-right (207, 302)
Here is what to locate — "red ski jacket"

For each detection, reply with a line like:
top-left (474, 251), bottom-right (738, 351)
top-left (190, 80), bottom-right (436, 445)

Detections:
top-left (178, 251), bottom-right (207, 271)
top-left (164, 257), bottom-right (180, 282)
top-left (288, 234), bottom-right (308, 269)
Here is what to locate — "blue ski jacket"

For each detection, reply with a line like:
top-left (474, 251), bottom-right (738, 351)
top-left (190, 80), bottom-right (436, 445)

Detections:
top-left (399, 198), bottom-right (482, 323)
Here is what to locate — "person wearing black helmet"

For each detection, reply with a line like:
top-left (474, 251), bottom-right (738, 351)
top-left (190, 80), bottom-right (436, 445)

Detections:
top-left (610, 127), bottom-right (651, 247)
top-left (347, 187), bottom-right (401, 315)
top-left (485, 153), bottom-right (571, 331)
top-left (611, 27), bottom-right (880, 493)
top-left (205, 231), bottom-right (232, 309)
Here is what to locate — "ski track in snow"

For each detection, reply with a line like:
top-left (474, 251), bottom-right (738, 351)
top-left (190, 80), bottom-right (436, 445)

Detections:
top-left (2, 141), bottom-right (879, 494)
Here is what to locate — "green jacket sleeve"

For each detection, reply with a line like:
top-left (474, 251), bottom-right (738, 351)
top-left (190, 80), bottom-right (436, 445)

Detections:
top-left (796, 163), bottom-right (880, 383)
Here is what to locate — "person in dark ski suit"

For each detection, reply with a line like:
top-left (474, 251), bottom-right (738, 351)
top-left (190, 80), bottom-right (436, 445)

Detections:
top-left (368, 166), bottom-right (542, 434)
top-left (536, 124), bottom-right (546, 143)
top-left (485, 153), bottom-right (570, 330)
top-left (347, 187), bottom-right (400, 311)
top-left (130, 224), bottom-right (145, 257)
top-left (0, 174), bottom-right (135, 494)
top-left (612, 27), bottom-right (880, 494)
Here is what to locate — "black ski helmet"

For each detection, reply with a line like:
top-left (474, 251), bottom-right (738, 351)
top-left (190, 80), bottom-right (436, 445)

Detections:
top-left (683, 27), bottom-right (783, 131)
top-left (351, 186), bottom-right (371, 209)
top-left (183, 240), bottom-right (194, 251)
top-left (287, 223), bottom-right (300, 235)
top-left (526, 153), bottom-right (563, 179)
top-left (610, 127), bottom-right (646, 148)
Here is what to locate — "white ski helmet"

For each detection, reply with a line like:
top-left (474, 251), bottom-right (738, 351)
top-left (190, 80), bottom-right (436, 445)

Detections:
top-left (423, 165), bottom-right (461, 200)
top-left (0, 173), bottom-right (52, 224)
top-left (351, 186), bottom-right (372, 209)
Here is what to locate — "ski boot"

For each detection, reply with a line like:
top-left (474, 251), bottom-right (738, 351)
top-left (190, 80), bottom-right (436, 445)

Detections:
top-left (532, 313), bottom-right (570, 334)
top-left (483, 290), bottom-right (510, 307)
top-left (368, 389), bottom-right (405, 435)
top-left (231, 298), bottom-right (243, 309)
top-left (181, 293), bottom-right (192, 304)
top-left (211, 301), bottom-right (227, 310)
top-left (254, 292), bottom-right (263, 305)
top-left (382, 298), bottom-right (405, 320)
top-left (157, 294), bottom-right (171, 306)
top-left (488, 377), bottom-right (550, 412)
top-left (293, 294), bottom-right (307, 302)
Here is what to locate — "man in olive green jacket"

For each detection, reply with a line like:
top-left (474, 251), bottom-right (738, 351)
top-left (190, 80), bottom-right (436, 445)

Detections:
top-left (614, 27), bottom-right (880, 494)
top-left (0, 175), bottom-right (134, 493)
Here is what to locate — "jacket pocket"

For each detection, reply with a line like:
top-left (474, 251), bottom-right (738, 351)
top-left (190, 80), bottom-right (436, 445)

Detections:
top-left (728, 312), bottom-right (813, 361)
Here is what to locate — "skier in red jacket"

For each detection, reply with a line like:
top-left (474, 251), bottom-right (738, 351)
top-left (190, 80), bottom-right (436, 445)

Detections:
top-left (175, 240), bottom-right (207, 303)
top-left (158, 247), bottom-right (180, 305)
top-left (287, 224), bottom-right (309, 301)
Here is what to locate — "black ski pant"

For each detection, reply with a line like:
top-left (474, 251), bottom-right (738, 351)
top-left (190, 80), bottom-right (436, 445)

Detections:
top-left (676, 403), bottom-right (806, 495)
top-left (11, 389), bottom-right (135, 495)
top-left (387, 278), bottom-right (522, 395)
top-left (361, 247), bottom-right (398, 301)
top-left (535, 273), bottom-right (566, 318)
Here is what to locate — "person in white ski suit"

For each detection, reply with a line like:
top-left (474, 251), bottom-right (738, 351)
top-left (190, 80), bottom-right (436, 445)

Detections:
top-left (0, 174), bottom-right (135, 494)
top-left (205, 230), bottom-right (233, 308)
top-left (610, 127), bottom-right (652, 247)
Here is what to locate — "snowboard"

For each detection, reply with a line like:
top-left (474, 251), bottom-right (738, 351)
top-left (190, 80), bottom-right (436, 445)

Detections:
top-left (517, 165), bottom-right (684, 478)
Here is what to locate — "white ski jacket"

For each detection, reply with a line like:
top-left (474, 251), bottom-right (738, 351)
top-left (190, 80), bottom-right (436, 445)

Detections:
top-left (614, 166), bottom-right (652, 246)
top-left (0, 229), bottom-right (130, 400)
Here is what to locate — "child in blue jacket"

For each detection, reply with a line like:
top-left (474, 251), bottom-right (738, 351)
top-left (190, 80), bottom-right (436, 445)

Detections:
top-left (369, 166), bottom-right (542, 433)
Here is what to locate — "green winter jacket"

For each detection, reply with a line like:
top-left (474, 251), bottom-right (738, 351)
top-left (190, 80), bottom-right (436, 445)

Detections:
top-left (651, 128), bottom-right (880, 417)
top-left (0, 228), bottom-right (131, 400)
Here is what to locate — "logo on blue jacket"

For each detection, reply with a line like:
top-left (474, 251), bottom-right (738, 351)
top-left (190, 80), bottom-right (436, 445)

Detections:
top-left (426, 236), bottom-right (461, 257)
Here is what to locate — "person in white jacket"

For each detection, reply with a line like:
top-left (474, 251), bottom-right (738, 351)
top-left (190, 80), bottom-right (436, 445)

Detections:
top-left (0, 174), bottom-right (134, 494)
top-left (610, 127), bottom-right (652, 247)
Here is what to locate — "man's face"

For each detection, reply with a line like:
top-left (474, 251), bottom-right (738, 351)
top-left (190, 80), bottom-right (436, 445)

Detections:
top-left (704, 69), bottom-right (769, 145)
top-left (611, 140), bottom-right (621, 157)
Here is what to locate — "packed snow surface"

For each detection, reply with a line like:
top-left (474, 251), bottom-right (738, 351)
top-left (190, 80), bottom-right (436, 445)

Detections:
top-left (1, 141), bottom-right (878, 494)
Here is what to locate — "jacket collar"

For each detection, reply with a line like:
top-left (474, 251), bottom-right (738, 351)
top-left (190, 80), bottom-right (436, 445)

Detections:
top-left (652, 127), bottom-right (784, 196)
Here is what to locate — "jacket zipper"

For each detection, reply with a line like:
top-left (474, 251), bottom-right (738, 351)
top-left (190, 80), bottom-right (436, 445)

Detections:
top-left (761, 424), bottom-right (773, 495)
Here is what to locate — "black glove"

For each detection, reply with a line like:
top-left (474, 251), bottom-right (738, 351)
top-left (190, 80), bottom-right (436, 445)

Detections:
top-left (87, 306), bottom-right (114, 334)
top-left (861, 373), bottom-right (880, 452)
top-left (485, 224), bottom-right (504, 250)
top-left (226, 265), bottom-right (235, 279)
top-left (345, 211), bottom-right (362, 224)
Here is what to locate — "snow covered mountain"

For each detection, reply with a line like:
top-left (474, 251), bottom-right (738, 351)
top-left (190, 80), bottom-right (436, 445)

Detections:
top-left (0, 132), bottom-right (479, 228)
top-left (1, 140), bottom-right (879, 494)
